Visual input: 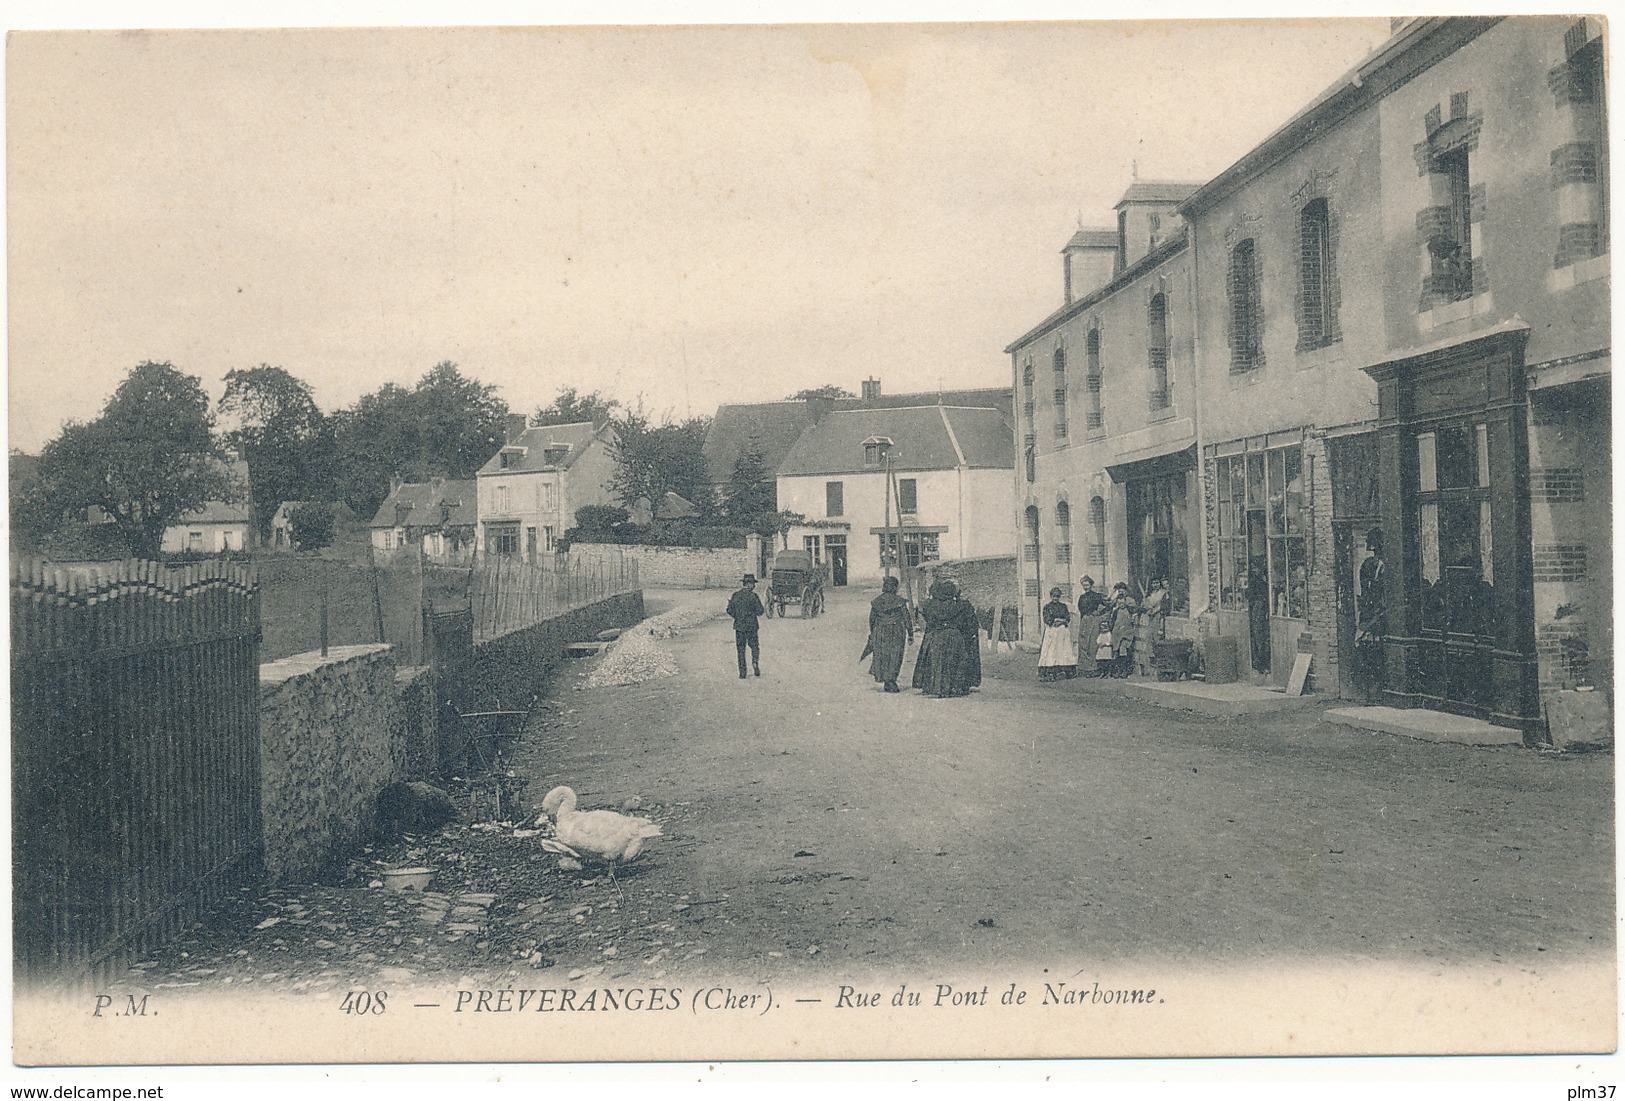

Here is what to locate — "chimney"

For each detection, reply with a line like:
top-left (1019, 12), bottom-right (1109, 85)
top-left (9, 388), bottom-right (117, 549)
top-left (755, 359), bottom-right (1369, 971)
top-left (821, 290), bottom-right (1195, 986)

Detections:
top-left (805, 395), bottom-right (835, 425)
top-left (861, 377), bottom-right (881, 403)
top-left (504, 413), bottom-right (528, 443)
top-left (1062, 227), bottom-right (1120, 304)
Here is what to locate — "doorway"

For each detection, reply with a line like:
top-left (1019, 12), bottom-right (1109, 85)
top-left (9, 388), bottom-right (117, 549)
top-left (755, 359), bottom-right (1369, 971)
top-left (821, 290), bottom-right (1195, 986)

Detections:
top-left (827, 536), bottom-right (848, 587)
top-left (1364, 327), bottom-right (1537, 732)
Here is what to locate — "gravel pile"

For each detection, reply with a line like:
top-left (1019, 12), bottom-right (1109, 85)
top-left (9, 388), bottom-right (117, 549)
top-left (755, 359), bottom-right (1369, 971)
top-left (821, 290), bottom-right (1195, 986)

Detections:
top-left (583, 594), bottom-right (720, 688)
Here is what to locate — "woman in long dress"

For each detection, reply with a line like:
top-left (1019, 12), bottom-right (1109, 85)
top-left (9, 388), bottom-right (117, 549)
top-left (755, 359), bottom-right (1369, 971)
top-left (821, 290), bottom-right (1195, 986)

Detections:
top-left (865, 576), bottom-right (913, 693)
top-left (1075, 576), bottom-right (1107, 677)
top-left (1038, 587), bottom-right (1076, 680)
top-left (912, 579), bottom-right (970, 698)
top-left (1134, 577), bottom-right (1169, 677)
top-left (952, 585), bottom-right (982, 692)
top-left (1107, 585), bottom-right (1138, 678)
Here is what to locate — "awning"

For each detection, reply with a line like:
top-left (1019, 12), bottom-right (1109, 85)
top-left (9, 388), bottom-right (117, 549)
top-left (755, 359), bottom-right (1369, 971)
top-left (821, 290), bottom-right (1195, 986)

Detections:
top-left (1105, 443), bottom-right (1197, 484)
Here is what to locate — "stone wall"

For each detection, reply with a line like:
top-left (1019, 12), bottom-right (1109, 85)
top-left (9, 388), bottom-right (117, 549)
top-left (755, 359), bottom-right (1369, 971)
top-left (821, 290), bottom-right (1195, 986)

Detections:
top-left (257, 592), bottom-right (647, 882)
top-left (260, 644), bottom-right (402, 883)
top-left (926, 555), bottom-right (1019, 611)
top-left (569, 543), bottom-right (748, 589)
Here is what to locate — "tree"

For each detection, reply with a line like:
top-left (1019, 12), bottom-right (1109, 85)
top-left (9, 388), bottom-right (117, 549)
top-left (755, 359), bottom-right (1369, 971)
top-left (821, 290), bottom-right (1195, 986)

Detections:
top-left (606, 404), bottom-right (713, 516)
top-left (412, 361), bottom-right (509, 479)
top-left (287, 502), bottom-right (337, 552)
top-left (329, 362), bottom-right (510, 520)
top-left (219, 365), bottom-right (333, 540)
top-left (30, 362), bottom-right (236, 558)
top-left (786, 384), bottom-right (856, 400)
top-left (721, 445), bottom-right (776, 526)
top-left (533, 387), bottom-right (620, 427)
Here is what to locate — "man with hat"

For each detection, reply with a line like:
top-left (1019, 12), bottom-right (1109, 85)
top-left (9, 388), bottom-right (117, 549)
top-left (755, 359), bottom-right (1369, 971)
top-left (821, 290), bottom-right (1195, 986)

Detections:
top-left (726, 573), bottom-right (766, 679)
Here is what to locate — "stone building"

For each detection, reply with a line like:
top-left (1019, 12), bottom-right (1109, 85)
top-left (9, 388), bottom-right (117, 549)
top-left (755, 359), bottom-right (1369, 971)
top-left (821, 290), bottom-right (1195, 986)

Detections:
top-left (1006, 181), bottom-right (1203, 640)
top-left (1006, 16), bottom-right (1609, 737)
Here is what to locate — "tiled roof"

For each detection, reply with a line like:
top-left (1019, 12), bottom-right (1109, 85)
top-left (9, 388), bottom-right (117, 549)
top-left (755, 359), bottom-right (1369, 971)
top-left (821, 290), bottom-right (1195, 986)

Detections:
top-left (369, 480), bottom-right (477, 529)
top-left (702, 401), bottom-right (817, 484)
top-left (1115, 180), bottom-right (1205, 206)
top-left (707, 387), bottom-right (1014, 481)
top-left (776, 406), bottom-right (1013, 477)
top-left (1064, 228), bottom-right (1118, 250)
top-left (476, 421), bottom-right (604, 476)
top-left (174, 456), bottom-right (253, 524)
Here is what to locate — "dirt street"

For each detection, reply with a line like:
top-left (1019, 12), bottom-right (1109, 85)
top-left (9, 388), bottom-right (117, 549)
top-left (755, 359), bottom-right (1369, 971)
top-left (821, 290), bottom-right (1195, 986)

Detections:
top-left (123, 584), bottom-right (1612, 1001)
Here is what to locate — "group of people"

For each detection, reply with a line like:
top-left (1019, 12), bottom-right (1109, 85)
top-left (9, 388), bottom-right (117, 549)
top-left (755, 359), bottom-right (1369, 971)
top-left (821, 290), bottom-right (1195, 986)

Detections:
top-left (728, 571), bottom-right (984, 700)
top-left (729, 568), bottom-right (1172, 696)
top-left (862, 575), bottom-right (982, 698)
top-left (1038, 576), bottom-right (1170, 681)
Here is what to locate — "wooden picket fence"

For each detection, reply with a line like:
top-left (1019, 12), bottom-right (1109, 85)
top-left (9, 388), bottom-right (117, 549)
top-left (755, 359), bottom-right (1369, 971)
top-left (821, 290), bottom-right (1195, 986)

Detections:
top-left (471, 549), bottom-right (639, 640)
top-left (11, 558), bottom-right (262, 987)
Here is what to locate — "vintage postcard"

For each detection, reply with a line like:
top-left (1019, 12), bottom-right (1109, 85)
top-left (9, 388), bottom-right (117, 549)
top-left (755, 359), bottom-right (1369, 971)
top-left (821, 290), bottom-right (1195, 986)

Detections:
top-left (7, 8), bottom-right (1615, 1083)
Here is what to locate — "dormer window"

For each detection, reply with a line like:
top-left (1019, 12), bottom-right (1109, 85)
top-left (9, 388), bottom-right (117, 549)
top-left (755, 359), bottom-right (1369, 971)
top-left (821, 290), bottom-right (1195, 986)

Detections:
top-left (543, 445), bottom-right (569, 465)
top-left (499, 448), bottom-right (526, 470)
top-left (863, 436), bottom-right (893, 468)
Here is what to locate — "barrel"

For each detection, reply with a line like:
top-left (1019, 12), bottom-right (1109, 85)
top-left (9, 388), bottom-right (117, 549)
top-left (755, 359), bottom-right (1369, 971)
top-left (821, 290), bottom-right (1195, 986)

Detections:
top-left (1203, 635), bottom-right (1240, 684)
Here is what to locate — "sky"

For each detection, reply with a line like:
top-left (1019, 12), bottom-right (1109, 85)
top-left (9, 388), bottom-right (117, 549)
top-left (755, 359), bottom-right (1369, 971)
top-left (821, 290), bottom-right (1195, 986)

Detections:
top-left (6, 14), bottom-right (1399, 454)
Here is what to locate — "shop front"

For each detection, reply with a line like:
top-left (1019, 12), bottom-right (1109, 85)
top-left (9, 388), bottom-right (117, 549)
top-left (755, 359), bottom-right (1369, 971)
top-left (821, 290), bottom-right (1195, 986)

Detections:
top-left (1207, 432), bottom-right (1313, 683)
top-left (1364, 326), bottom-right (1539, 733)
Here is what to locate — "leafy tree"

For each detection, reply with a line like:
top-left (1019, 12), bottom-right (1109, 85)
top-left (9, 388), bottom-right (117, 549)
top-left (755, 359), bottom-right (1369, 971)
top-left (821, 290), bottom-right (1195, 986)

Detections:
top-left (786, 384), bottom-right (856, 400)
top-left (30, 362), bottom-right (236, 558)
top-left (533, 387), bottom-right (620, 427)
top-left (413, 361), bottom-right (509, 479)
top-left (219, 365), bottom-right (333, 539)
top-left (330, 363), bottom-right (509, 520)
top-left (288, 502), bottom-right (337, 551)
top-left (721, 445), bottom-right (776, 526)
top-left (606, 404), bottom-right (713, 516)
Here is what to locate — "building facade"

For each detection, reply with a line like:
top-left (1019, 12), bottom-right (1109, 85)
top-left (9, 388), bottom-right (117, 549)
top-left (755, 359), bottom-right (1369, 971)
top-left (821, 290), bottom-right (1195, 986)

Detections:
top-left (474, 419), bottom-right (618, 561)
top-left (1006, 16), bottom-right (1609, 737)
top-left (775, 404), bottom-right (1015, 586)
top-left (1007, 183), bottom-right (1203, 643)
top-left (369, 479), bottom-right (477, 560)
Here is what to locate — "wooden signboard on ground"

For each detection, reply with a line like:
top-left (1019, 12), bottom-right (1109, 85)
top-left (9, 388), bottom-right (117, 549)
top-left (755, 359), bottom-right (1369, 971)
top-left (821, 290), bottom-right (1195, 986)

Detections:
top-left (1286, 651), bottom-right (1313, 696)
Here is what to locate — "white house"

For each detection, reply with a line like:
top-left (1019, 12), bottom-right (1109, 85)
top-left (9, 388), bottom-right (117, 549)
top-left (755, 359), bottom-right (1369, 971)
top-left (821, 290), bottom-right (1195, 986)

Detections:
top-left (474, 419), bottom-right (619, 561)
top-left (369, 479), bottom-right (478, 560)
top-left (159, 454), bottom-right (254, 554)
top-left (774, 404), bottom-right (1015, 587)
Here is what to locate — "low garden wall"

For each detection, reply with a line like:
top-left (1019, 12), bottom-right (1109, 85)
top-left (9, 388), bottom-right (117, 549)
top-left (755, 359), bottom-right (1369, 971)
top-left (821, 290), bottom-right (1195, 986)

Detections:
top-left (259, 645), bottom-right (402, 882)
top-left (570, 542), bottom-right (748, 589)
top-left (256, 591), bottom-right (645, 882)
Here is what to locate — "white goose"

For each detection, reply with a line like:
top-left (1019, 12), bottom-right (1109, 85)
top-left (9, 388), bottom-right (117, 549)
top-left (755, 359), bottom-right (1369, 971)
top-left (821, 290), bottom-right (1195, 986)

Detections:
top-left (539, 786), bottom-right (663, 888)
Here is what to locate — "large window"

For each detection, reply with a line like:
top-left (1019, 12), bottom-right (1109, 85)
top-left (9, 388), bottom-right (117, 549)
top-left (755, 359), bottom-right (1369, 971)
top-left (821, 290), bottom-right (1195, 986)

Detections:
top-left (1055, 500), bottom-right (1072, 565)
top-left (826, 481), bottom-right (844, 517)
top-left (1416, 422), bottom-right (1493, 638)
top-left (878, 531), bottom-right (940, 569)
top-left (1085, 329), bottom-right (1103, 430)
top-left (1147, 294), bottom-right (1170, 410)
top-left (486, 523), bottom-right (521, 557)
top-left (1228, 238), bottom-right (1263, 371)
top-left (1214, 444), bottom-right (1307, 619)
top-left (1126, 474), bottom-right (1189, 613)
top-left (1297, 199), bottom-right (1338, 349)
top-left (897, 478), bottom-right (917, 516)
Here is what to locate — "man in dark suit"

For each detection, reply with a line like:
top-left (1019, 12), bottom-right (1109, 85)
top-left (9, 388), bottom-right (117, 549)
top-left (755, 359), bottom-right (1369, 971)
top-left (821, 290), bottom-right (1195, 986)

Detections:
top-left (726, 574), bottom-right (766, 679)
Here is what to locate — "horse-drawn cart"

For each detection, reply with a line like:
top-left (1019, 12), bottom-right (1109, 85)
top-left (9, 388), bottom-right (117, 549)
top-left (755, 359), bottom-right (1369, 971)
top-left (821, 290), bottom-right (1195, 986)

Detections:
top-left (765, 549), bottom-right (827, 618)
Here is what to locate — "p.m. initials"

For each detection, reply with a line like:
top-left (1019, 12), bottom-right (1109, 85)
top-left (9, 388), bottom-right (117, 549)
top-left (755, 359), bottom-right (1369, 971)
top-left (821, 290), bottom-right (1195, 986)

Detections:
top-left (92, 994), bottom-right (152, 1017)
